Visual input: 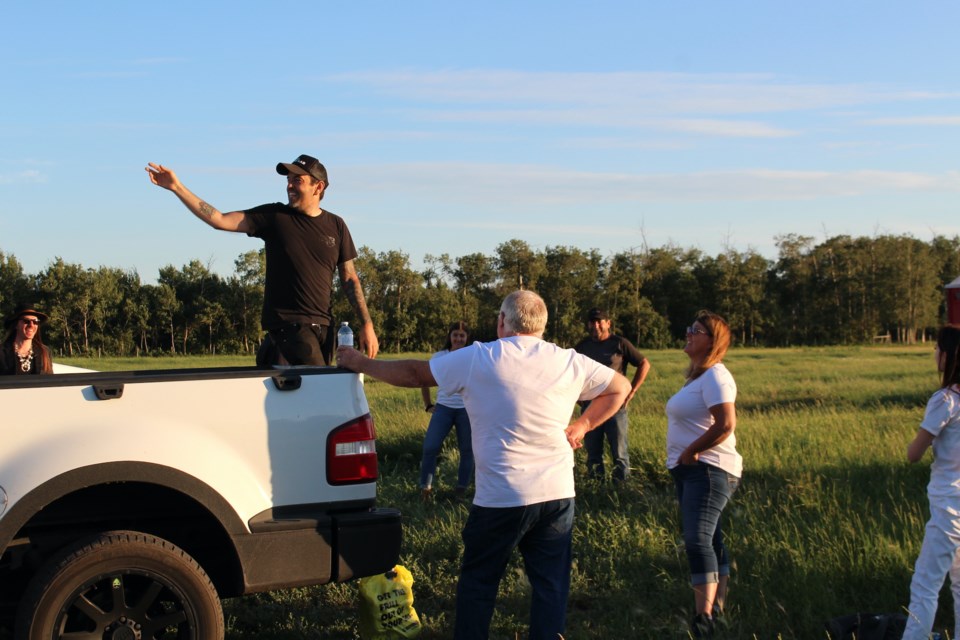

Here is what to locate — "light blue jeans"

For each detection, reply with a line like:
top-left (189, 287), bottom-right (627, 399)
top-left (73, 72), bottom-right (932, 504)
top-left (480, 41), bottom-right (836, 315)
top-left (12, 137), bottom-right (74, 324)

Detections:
top-left (419, 404), bottom-right (474, 490)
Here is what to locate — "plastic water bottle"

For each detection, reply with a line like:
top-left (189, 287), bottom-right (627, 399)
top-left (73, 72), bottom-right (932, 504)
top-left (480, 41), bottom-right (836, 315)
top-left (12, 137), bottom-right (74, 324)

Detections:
top-left (337, 322), bottom-right (354, 348)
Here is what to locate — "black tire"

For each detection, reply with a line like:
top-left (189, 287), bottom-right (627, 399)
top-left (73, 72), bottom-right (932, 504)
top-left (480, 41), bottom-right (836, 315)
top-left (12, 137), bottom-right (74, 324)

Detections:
top-left (15, 530), bottom-right (223, 640)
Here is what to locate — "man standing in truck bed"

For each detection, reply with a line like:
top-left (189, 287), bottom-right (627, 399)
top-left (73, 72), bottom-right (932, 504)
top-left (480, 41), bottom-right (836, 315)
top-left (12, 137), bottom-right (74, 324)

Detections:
top-left (146, 154), bottom-right (378, 365)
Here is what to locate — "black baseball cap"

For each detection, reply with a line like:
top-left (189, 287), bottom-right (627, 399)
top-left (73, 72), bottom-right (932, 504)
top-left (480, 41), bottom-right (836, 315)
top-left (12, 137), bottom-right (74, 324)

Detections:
top-left (276, 154), bottom-right (329, 185)
top-left (586, 308), bottom-right (609, 321)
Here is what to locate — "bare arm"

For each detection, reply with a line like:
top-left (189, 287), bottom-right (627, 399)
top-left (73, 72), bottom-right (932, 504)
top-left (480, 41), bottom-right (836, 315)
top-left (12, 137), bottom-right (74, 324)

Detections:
top-left (338, 259), bottom-right (379, 358)
top-left (624, 357), bottom-right (651, 407)
top-left (421, 387), bottom-right (435, 412)
top-left (145, 163), bottom-right (250, 233)
top-left (335, 347), bottom-right (434, 387)
top-left (565, 373), bottom-right (631, 448)
top-left (907, 428), bottom-right (936, 463)
top-left (680, 402), bottom-right (737, 465)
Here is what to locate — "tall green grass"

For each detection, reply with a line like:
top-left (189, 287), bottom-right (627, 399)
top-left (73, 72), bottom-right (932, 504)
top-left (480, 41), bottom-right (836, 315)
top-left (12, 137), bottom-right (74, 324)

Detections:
top-left (60, 347), bottom-right (952, 638)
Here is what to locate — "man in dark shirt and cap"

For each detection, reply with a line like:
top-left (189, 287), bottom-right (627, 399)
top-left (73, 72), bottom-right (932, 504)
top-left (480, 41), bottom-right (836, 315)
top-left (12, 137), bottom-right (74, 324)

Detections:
top-left (146, 154), bottom-right (378, 365)
top-left (574, 307), bottom-right (651, 482)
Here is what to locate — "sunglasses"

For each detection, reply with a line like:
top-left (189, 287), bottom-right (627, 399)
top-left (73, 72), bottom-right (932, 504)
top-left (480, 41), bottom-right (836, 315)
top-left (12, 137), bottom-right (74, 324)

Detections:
top-left (686, 326), bottom-right (709, 336)
top-left (21, 318), bottom-right (40, 326)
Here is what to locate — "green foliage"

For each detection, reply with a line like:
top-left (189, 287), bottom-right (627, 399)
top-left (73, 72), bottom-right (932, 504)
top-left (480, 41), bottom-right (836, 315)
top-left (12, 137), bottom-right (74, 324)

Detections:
top-left (59, 346), bottom-right (954, 638)
top-left (360, 345), bottom-right (947, 639)
top-left (2, 232), bottom-right (958, 356)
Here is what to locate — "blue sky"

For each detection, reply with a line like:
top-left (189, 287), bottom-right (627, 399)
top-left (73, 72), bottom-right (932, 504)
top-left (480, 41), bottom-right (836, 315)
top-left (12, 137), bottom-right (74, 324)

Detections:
top-left (2, 2), bottom-right (959, 283)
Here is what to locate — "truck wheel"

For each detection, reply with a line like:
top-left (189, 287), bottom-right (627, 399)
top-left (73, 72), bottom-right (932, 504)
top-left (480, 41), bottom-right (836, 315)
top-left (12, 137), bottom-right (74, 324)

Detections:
top-left (15, 530), bottom-right (223, 640)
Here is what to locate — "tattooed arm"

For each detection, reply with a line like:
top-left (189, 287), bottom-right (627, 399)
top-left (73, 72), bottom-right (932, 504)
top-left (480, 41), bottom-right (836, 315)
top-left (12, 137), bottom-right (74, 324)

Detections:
top-left (145, 163), bottom-right (249, 233)
top-left (339, 259), bottom-right (379, 359)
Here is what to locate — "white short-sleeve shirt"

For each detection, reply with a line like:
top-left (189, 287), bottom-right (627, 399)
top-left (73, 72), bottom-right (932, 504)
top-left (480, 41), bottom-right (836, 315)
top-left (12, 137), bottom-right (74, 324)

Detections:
top-left (920, 386), bottom-right (960, 500)
top-left (429, 335), bottom-right (616, 507)
top-left (430, 350), bottom-right (465, 409)
top-left (665, 363), bottom-right (741, 477)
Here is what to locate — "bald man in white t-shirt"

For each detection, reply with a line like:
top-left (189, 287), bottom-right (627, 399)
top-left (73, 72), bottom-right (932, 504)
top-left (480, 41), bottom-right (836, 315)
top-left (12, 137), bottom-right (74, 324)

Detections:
top-left (337, 290), bottom-right (630, 640)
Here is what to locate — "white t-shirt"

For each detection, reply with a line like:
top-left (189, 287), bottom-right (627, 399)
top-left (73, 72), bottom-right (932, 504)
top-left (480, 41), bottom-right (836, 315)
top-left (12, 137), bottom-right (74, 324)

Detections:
top-left (430, 350), bottom-right (465, 409)
top-left (920, 386), bottom-right (960, 501)
top-left (665, 363), bottom-right (742, 478)
top-left (429, 335), bottom-right (616, 508)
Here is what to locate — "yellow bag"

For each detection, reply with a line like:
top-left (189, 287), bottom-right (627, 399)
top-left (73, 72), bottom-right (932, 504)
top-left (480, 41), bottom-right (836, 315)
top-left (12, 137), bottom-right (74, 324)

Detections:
top-left (358, 565), bottom-right (422, 639)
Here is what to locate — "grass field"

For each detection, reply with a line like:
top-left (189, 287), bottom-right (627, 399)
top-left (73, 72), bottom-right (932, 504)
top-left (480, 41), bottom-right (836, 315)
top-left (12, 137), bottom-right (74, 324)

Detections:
top-left (59, 345), bottom-right (953, 638)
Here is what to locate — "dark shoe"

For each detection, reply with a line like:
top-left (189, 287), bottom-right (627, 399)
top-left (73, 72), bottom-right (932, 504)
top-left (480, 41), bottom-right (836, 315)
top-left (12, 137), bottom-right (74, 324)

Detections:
top-left (420, 487), bottom-right (433, 502)
top-left (711, 605), bottom-right (729, 635)
top-left (691, 613), bottom-right (714, 638)
top-left (711, 602), bottom-right (725, 626)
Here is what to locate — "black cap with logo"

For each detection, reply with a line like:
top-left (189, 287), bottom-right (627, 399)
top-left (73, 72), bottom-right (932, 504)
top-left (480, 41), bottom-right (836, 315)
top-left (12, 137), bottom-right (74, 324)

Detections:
top-left (586, 308), bottom-right (609, 321)
top-left (276, 154), bottom-right (329, 185)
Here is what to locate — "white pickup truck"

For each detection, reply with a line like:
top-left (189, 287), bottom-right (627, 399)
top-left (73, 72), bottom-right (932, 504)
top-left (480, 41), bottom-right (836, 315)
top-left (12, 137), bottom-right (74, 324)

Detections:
top-left (0, 364), bottom-right (402, 639)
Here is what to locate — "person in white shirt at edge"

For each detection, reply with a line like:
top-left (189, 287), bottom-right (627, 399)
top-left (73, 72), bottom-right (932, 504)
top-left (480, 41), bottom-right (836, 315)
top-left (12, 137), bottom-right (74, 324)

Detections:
top-left (901, 324), bottom-right (960, 640)
top-left (336, 290), bottom-right (630, 640)
top-left (665, 310), bottom-right (741, 638)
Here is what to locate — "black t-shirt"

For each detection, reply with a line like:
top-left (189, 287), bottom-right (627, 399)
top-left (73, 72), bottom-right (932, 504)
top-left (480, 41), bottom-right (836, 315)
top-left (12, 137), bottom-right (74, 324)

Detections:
top-left (244, 203), bottom-right (358, 330)
top-left (573, 334), bottom-right (645, 376)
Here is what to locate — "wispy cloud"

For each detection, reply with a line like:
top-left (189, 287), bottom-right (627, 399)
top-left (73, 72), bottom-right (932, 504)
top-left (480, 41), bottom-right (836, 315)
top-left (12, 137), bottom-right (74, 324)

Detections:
top-left (325, 69), bottom-right (953, 115)
top-left (132, 57), bottom-right (188, 65)
top-left (866, 115), bottom-right (960, 126)
top-left (339, 162), bottom-right (960, 205)
top-left (320, 69), bottom-right (957, 140)
top-left (411, 109), bottom-right (797, 137)
top-left (0, 170), bottom-right (45, 185)
top-left (401, 217), bottom-right (629, 237)
top-left (71, 71), bottom-right (148, 79)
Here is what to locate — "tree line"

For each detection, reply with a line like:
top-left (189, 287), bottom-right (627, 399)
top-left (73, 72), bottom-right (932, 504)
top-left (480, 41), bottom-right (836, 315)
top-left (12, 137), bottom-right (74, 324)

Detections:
top-left (2, 232), bottom-right (958, 358)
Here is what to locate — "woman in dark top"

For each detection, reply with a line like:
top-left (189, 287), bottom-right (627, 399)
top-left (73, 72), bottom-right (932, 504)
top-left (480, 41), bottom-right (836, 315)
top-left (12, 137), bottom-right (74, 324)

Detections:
top-left (0, 303), bottom-right (53, 375)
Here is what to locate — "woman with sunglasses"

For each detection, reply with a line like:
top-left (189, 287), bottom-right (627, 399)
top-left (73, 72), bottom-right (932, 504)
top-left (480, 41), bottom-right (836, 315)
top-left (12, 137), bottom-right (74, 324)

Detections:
top-left (1, 303), bottom-right (53, 375)
top-left (666, 310), bottom-right (741, 637)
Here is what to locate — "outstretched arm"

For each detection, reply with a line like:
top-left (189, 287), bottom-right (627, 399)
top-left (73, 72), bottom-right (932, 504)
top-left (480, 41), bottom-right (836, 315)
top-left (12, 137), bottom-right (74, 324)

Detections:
top-left (146, 163), bottom-right (249, 233)
top-left (339, 259), bottom-right (379, 359)
top-left (336, 347), bottom-right (434, 388)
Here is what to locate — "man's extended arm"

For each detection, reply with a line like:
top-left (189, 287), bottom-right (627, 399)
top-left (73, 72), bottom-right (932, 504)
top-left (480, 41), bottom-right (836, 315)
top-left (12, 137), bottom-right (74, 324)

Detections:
top-left (146, 163), bottom-right (249, 233)
top-left (336, 347), bottom-right (433, 387)
top-left (339, 259), bottom-right (379, 359)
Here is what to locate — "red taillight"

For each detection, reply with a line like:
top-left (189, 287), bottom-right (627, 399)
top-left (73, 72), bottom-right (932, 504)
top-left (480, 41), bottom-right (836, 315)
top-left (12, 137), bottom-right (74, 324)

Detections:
top-left (327, 413), bottom-right (379, 484)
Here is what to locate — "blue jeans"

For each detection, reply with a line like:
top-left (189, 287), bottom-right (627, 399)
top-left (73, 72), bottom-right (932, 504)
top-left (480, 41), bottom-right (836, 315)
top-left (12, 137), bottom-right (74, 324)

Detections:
top-left (454, 498), bottom-right (575, 640)
top-left (670, 462), bottom-right (739, 585)
top-left (583, 406), bottom-right (629, 481)
top-left (420, 404), bottom-right (474, 490)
